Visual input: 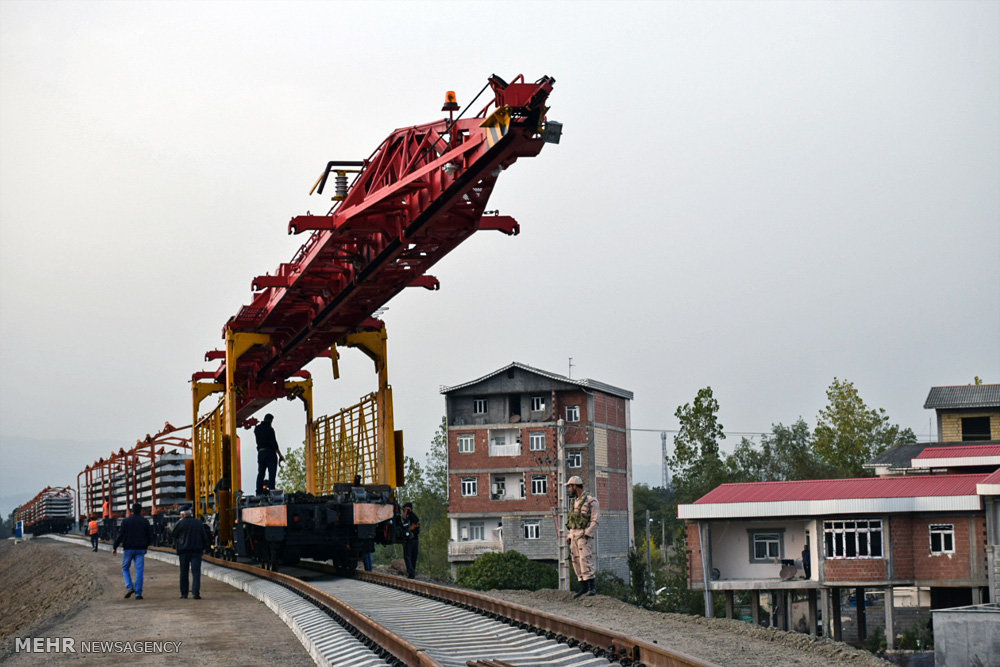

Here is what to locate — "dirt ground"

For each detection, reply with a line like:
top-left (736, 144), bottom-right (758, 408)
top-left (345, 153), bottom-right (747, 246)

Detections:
top-left (0, 537), bottom-right (314, 665)
top-left (477, 589), bottom-right (892, 667)
top-left (1, 537), bottom-right (892, 667)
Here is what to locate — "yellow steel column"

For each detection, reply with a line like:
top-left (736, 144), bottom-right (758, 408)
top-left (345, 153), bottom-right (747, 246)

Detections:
top-left (191, 380), bottom-right (223, 518)
top-left (221, 330), bottom-right (269, 547)
top-left (285, 378), bottom-right (315, 493)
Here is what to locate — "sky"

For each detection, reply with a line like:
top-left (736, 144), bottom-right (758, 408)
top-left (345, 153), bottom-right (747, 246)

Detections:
top-left (1, 1), bottom-right (998, 517)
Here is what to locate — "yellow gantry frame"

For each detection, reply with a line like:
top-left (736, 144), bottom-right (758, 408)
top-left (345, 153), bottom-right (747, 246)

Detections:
top-left (307, 325), bottom-right (401, 493)
top-left (191, 329), bottom-right (316, 547)
top-left (191, 326), bottom-right (397, 546)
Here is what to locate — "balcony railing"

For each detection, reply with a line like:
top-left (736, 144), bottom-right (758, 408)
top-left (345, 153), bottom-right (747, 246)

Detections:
top-left (448, 540), bottom-right (503, 558)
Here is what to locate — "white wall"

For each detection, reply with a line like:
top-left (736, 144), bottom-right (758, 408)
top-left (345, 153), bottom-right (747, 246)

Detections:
top-left (710, 520), bottom-right (817, 581)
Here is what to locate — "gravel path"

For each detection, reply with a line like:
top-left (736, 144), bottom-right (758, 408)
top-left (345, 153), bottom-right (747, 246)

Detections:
top-left (477, 589), bottom-right (891, 667)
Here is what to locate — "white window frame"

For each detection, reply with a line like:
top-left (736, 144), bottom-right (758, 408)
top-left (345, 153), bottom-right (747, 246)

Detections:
top-left (519, 477), bottom-right (525, 499)
top-left (461, 477), bottom-right (478, 497)
top-left (531, 474), bottom-right (548, 495)
top-left (566, 451), bottom-right (582, 468)
top-left (929, 524), bottom-right (955, 555)
top-left (823, 519), bottom-right (883, 559)
top-left (529, 432), bottom-right (546, 451)
top-left (531, 395), bottom-right (545, 412)
top-left (457, 434), bottom-right (474, 453)
top-left (523, 520), bottom-right (540, 540)
top-left (473, 398), bottom-right (488, 415)
top-left (748, 530), bottom-right (784, 562)
top-left (566, 405), bottom-right (580, 422)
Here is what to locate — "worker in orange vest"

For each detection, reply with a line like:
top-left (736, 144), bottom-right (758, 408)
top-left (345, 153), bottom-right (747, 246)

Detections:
top-left (88, 517), bottom-right (100, 551)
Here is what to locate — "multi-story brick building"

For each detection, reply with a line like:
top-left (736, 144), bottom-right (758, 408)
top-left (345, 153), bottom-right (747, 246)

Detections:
top-left (441, 362), bottom-right (633, 580)
top-left (677, 383), bottom-right (1000, 649)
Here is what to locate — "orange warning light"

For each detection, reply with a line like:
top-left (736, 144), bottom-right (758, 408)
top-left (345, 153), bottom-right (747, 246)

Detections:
top-left (442, 91), bottom-right (459, 112)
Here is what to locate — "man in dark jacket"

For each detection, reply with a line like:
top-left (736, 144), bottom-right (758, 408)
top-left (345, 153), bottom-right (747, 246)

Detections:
top-left (113, 503), bottom-right (153, 600)
top-left (254, 413), bottom-right (284, 495)
top-left (401, 502), bottom-right (420, 578)
top-left (172, 509), bottom-right (212, 599)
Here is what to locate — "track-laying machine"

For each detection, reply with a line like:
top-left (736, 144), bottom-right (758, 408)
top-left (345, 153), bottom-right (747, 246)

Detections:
top-left (188, 74), bottom-right (559, 569)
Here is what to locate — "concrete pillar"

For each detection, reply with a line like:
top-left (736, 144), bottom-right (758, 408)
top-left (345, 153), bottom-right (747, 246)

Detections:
top-left (884, 587), bottom-right (895, 650)
top-left (776, 590), bottom-right (787, 630)
top-left (820, 588), bottom-right (831, 638)
top-left (972, 587), bottom-right (983, 604)
top-left (752, 589), bottom-right (761, 625)
top-left (725, 590), bottom-right (735, 619)
top-left (807, 589), bottom-right (818, 636)
top-left (831, 587), bottom-right (843, 642)
top-left (856, 586), bottom-right (867, 642)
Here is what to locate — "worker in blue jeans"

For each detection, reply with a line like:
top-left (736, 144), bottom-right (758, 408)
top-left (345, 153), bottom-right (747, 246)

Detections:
top-left (113, 502), bottom-right (153, 600)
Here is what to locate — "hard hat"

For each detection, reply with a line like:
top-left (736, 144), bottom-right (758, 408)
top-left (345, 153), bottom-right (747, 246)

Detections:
top-left (566, 476), bottom-right (584, 486)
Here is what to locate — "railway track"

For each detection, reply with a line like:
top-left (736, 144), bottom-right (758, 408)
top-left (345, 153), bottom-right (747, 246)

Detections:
top-left (51, 534), bottom-right (713, 667)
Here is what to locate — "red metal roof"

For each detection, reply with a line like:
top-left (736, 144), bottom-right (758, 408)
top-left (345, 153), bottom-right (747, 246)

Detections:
top-left (913, 444), bottom-right (1000, 459)
top-left (694, 473), bottom-right (989, 505)
top-left (981, 469), bottom-right (1000, 485)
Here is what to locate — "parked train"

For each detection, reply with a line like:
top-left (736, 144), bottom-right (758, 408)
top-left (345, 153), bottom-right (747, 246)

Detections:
top-left (15, 486), bottom-right (75, 536)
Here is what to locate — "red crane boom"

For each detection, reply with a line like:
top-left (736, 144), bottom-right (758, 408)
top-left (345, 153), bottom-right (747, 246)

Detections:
top-left (200, 74), bottom-right (557, 421)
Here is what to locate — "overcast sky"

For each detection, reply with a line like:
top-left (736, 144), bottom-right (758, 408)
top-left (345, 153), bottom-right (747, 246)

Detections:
top-left (1, 1), bottom-right (998, 515)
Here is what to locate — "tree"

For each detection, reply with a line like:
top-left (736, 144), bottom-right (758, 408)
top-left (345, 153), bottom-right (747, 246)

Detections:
top-left (632, 483), bottom-right (674, 548)
top-left (727, 419), bottom-right (832, 482)
top-left (668, 387), bottom-right (728, 504)
top-left (813, 378), bottom-right (916, 478)
top-left (276, 445), bottom-right (307, 492)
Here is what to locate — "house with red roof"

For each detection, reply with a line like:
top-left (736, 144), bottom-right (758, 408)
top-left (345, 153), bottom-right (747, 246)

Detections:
top-left (677, 383), bottom-right (1000, 649)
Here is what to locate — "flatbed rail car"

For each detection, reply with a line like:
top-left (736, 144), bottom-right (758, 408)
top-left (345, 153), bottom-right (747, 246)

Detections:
top-left (18, 486), bottom-right (75, 536)
top-left (236, 485), bottom-right (396, 571)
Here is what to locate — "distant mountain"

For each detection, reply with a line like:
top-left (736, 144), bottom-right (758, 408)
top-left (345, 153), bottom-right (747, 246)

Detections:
top-left (0, 435), bottom-right (121, 518)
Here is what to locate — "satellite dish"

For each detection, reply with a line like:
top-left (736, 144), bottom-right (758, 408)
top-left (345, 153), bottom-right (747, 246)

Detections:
top-left (710, 568), bottom-right (721, 580)
top-left (779, 564), bottom-right (797, 581)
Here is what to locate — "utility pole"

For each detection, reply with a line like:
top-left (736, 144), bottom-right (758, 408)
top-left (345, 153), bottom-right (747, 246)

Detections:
top-left (646, 509), bottom-right (653, 597)
top-left (661, 431), bottom-right (669, 488)
top-left (557, 418), bottom-right (569, 591)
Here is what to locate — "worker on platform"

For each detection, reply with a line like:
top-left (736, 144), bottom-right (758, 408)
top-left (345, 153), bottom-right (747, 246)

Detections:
top-left (172, 509), bottom-right (212, 599)
top-left (88, 516), bottom-right (100, 551)
top-left (566, 475), bottom-right (600, 598)
top-left (113, 503), bottom-right (153, 600)
top-left (401, 502), bottom-right (420, 578)
top-left (254, 413), bottom-right (284, 495)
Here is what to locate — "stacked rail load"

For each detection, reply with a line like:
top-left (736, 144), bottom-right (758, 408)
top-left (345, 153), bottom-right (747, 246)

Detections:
top-left (18, 486), bottom-right (75, 535)
top-left (189, 74), bottom-right (559, 569)
top-left (76, 423), bottom-right (192, 544)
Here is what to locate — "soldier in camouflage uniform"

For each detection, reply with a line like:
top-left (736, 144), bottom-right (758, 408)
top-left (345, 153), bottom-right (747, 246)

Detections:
top-left (565, 475), bottom-right (600, 598)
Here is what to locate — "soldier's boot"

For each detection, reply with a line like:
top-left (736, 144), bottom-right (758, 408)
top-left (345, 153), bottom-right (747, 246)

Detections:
top-left (572, 580), bottom-right (587, 599)
top-left (586, 579), bottom-right (596, 596)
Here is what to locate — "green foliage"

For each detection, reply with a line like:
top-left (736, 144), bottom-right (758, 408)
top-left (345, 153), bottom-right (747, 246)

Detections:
top-left (813, 378), bottom-right (916, 477)
top-left (455, 551), bottom-right (557, 591)
top-left (727, 419), bottom-right (832, 483)
top-left (276, 445), bottom-right (306, 492)
top-left (390, 418), bottom-right (452, 580)
top-left (668, 387), bottom-right (728, 504)
top-left (632, 483), bottom-right (676, 545)
top-left (898, 621), bottom-right (933, 650)
top-left (594, 570), bottom-right (629, 599)
top-left (627, 547), bottom-right (652, 607)
top-left (865, 626), bottom-right (887, 655)
top-left (653, 525), bottom-right (705, 615)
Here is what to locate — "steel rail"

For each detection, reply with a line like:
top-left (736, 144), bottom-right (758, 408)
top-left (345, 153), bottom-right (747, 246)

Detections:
top-left (293, 563), bottom-right (715, 667)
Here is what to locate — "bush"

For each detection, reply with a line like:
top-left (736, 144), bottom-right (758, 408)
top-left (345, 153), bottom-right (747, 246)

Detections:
top-left (898, 622), bottom-right (933, 650)
top-left (595, 570), bottom-right (629, 600)
top-left (455, 551), bottom-right (557, 591)
top-left (865, 627), bottom-right (886, 655)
